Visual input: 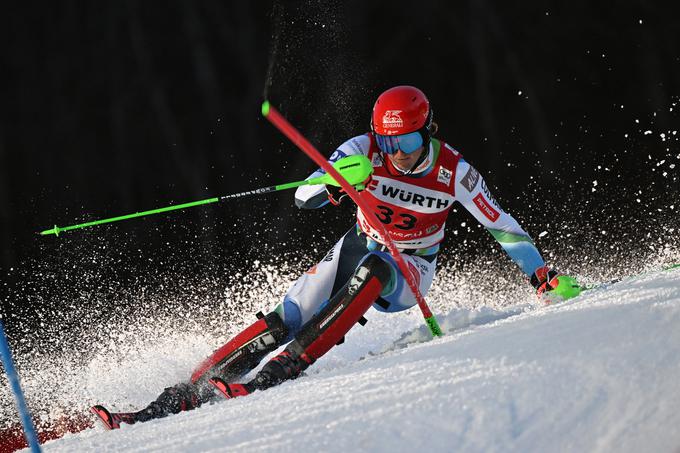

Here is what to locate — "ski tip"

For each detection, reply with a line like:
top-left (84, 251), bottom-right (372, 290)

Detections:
top-left (209, 377), bottom-right (230, 397)
top-left (90, 405), bottom-right (117, 430)
top-left (261, 100), bottom-right (271, 117)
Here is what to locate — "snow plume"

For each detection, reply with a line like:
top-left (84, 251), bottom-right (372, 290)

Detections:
top-left (36, 266), bottom-right (680, 453)
top-left (0, 231), bottom-right (302, 440)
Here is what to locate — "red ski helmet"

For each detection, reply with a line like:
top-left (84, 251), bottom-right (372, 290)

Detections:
top-left (371, 85), bottom-right (432, 136)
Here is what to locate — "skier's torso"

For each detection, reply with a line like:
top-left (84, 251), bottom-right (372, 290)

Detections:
top-left (358, 134), bottom-right (461, 249)
top-left (295, 133), bottom-right (542, 275)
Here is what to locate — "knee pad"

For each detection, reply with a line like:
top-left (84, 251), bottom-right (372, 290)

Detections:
top-left (354, 254), bottom-right (392, 290)
top-left (274, 298), bottom-right (303, 341)
top-left (361, 251), bottom-right (396, 296)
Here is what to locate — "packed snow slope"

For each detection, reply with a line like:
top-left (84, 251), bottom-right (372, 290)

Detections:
top-left (38, 267), bottom-right (680, 453)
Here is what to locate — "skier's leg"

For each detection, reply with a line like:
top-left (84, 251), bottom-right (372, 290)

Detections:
top-left (225, 250), bottom-right (438, 397)
top-left (369, 251), bottom-right (438, 313)
top-left (131, 311), bottom-right (289, 422)
top-left (249, 253), bottom-right (392, 391)
top-left (275, 226), bottom-right (370, 338)
top-left (212, 228), bottom-right (376, 398)
top-left (95, 227), bottom-right (370, 428)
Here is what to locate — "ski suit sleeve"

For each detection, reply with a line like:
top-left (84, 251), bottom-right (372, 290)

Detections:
top-left (294, 134), bottom-right (371, 209)
top-left (454, 159), bottom-right (545, 277)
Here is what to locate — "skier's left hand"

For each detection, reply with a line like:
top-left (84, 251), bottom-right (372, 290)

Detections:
top-left (530, 265), bottom-right (581, 301)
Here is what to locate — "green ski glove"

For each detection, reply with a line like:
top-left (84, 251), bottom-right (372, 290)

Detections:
top-left (531, 266), bottom-right (581, 302)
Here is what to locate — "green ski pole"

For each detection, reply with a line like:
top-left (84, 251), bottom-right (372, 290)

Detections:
top-left (40, 154), bottom-right (373, 237)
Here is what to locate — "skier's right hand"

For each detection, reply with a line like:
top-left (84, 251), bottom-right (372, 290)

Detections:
top-left (326, 185), bottom-right (348, 205)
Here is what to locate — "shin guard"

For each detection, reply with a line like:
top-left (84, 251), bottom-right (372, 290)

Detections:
top-left (191, 312), bottom-right (288, 384)
top-left (136, 312), bottom-right (289, 422)
top-left (251, 255), bottom-right (391, 391)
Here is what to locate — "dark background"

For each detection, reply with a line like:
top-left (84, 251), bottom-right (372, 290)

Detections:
top-left (1, 1), bottom-right (679, 345)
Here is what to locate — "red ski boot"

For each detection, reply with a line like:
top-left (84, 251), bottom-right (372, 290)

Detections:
top-left (90, 405), bottom-right (137, 430)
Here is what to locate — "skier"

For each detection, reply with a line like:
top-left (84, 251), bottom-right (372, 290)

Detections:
top-left (92, 85), bottom-right (580, 429)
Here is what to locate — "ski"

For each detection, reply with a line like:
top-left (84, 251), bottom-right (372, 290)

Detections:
top-left (90, 405), bottom-right (137, 430)
top-left (579, 263), bottom-right (680, 293)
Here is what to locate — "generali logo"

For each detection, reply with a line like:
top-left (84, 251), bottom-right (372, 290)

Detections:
top-left (382, 110), bottom-right (403, 129)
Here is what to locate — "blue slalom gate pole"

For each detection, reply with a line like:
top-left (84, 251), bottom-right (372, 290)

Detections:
top-left (0, 320), bottom-right (41, 453)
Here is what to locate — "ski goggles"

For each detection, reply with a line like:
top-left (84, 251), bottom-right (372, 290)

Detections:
top-left (374, 131), bottom-right (424, 155)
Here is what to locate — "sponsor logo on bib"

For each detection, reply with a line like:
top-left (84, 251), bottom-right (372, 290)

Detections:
top-left (437, 167), bottom-right (452, 186)
top-left (380, 185), bottom-right (451, 210)
top-left (367, 176), bottom-right (454, 213)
